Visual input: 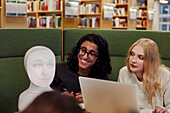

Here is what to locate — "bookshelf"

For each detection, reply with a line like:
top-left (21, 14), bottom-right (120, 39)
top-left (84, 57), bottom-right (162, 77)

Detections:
top-left (136, 0), bottom-right (147, 30)
top-left (0, 0), bottom-right (150, 30)
top-left (136, 0), bottom-right (154, 30)
top-left (112, 0), bottom-right (129, 29)
top-left (103, 0), bottom-right (154, 30)
top-left (27, 0), bottom-right (63, 29)
top-left (78, 0), bottom-right (102, 29)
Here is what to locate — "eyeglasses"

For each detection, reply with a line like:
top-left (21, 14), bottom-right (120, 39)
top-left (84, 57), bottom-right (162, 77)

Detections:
top-left (78, 47), bottom-right (98, 61)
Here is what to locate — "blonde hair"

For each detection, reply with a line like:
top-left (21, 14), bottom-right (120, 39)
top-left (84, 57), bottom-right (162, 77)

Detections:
top-left (126, 38), bottom-right (162, 105)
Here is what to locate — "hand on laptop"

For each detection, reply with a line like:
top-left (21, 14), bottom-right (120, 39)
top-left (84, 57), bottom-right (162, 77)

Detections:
top-left (62, 90), bottom-right (83, 103)
top-left (75, 92), bottom-right (83, 103)
top-left (63, 91), bottom-right (74, 96)
top-left (152, 105), bottom-right (169, 113)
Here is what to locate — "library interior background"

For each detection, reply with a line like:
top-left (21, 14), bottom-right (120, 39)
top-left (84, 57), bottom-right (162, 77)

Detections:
top-left (0, 0), bottom-right (170, 31)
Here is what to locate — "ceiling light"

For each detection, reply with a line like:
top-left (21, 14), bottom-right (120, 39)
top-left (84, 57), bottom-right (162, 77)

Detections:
top-left (159, 0), bottom-right (168, 4)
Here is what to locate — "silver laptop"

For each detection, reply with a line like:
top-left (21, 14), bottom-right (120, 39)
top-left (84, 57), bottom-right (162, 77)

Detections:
top-left (79, 77), bottom-right (139, 113)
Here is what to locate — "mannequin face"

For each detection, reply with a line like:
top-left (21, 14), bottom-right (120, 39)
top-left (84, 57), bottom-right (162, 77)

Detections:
top-left (26, 50), bottom-right (55, 87)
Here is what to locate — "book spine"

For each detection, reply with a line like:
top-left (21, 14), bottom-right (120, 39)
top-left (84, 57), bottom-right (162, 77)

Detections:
top-left (58, 16), bottom-right (61, 27)
top-left (57, 0), bottom-right (60, 10)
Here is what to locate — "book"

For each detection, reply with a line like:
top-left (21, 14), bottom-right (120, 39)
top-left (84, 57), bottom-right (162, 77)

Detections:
top-left (57, 0), bottom-right (61, 10)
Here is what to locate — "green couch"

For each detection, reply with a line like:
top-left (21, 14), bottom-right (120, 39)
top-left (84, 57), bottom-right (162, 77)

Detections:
top-left (0, 28), bottom-right (170, 113)
top-left (0, 29), bottom-right (62, 113)
top-left (63, 29), bottom-right (170, 81)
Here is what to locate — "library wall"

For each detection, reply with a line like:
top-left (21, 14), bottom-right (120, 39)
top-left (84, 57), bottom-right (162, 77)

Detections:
top-left (0, 0), bottom-right (154, 30)
top-left (102, 0), bottom-right (113, 29)
top-left (1, 0), bottom-right (27, 28)
top-left (63, 0), bottom-right (77, 29)
top-left (147, 0), bottom-right (154, 30)
top-left (128, 0), bottom-right (136, 30)
top-left (152, 0), bottom-right (159, 31)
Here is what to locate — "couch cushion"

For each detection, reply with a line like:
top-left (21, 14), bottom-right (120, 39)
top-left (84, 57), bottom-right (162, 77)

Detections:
top-left (0, 29), bottom-right (62, 61)
top-left (0, 57), bottom-right (29, 113)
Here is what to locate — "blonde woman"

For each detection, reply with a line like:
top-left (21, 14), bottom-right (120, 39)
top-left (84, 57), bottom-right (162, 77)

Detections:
top-left (118, 38), bottom-right (170, 113)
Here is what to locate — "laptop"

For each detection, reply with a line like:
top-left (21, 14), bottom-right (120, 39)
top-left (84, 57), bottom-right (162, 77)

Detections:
top-left (79, 77), bottom-right (139, 113)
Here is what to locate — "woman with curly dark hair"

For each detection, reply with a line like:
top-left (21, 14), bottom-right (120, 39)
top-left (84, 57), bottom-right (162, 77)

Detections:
top-left (51, 33), bottom-right (112, 103)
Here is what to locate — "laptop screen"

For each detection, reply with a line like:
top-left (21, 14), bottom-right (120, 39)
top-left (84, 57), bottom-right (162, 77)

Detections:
top-left (79, 76), bottom-right (139, 113)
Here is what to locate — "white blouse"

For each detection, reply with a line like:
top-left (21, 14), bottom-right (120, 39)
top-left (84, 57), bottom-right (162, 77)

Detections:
top-left (118, 66), bottom-right (170, 109)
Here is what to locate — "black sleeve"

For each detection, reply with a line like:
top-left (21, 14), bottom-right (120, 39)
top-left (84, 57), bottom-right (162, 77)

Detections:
top-left (50, 63), bottom-right (64, 92)
top-left (104, 75), bottom-right (109, 80)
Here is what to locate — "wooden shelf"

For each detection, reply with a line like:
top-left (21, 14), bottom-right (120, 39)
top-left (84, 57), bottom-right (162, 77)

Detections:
top-left (78, 26), bottom-right (100, 29)
top-left (24, 0), bottom-right (153, 30)
top-left (79, 13), bottom-right (101, 16)
top-left (78, 0), bottom-right (101, 28)
top-left (116, 3), bottom-right (128, 7)
top-left (27, 0), bottom-right (63, 29)
top-left (37, 27), bottom-right (62, 29)
top-left (137, 16), bottom-right (147, 19)
top-left (138, 6), bottom-right (147, 9)
top-left (112, 1), bottom-right (128, 29)
top-left (135, 0), bottom-right (153, 30)
top-left (113, 15), bottom-right (128, 18)
top-left (136, 26), bottom-right (147, 29)
top-left (37, 10), bottom-right (62, 13)
top-left (112, 27), bottom-right (127, 29)
top-left (27, 11), bottom-right (36, 14)
top-left (81, 0), bottom-right (100, 2)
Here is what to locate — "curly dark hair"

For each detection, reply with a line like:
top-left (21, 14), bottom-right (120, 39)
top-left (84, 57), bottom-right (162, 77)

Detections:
top-left (67, 33), bottom-right (112, 79)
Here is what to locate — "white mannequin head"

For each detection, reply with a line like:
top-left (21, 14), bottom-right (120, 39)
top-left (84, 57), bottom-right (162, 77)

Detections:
top-left (24, 46), bottom-right (56, 87)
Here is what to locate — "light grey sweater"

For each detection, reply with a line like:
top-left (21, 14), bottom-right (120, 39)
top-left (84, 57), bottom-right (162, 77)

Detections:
top-left (118, 66), bottom-right (170, 109)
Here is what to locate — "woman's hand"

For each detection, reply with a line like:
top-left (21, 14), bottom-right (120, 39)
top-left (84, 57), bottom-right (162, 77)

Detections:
top-left (152, 105), bottom-right (169, 113)
top-left (75, 92), bottom-right (83, 103)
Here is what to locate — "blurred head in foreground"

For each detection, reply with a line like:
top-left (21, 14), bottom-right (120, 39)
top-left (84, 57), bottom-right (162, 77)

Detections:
top-left (21, 91), bottom-right (84, 113)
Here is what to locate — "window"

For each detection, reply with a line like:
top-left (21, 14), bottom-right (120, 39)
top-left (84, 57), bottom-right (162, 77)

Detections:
top-left (160, 5), bottom-right (168, 14)
top-left (162, 24), bottom-right (167, 31)
top-left (159, 5), bottom-right (170, 31)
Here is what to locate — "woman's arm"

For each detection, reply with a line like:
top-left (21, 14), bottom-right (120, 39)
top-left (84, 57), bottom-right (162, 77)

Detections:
top-left (163, 69), bottom-right (170, 109)
top-left (153, 68), bottom-right (170, 113)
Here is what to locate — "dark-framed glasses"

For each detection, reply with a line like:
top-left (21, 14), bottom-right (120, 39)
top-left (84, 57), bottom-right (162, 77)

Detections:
top-left (79, 47), bottom-right (98, 61)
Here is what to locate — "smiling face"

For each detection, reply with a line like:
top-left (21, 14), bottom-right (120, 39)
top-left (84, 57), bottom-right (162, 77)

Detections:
top-left (26, 50), bottom-right (55, 87)
top-left (129, 45), bottom-right (144, 78)
top-left (78, 41), bottom-right (98, 74)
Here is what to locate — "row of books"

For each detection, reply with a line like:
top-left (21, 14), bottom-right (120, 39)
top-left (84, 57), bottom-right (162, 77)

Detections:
top-left (37, 15), bottom-right (61, 28)
top-left (137, 0), bottom-right (147, 6)
top-left (136, 19), bottom-right (147, 27)
top-left (27, 16), bottom-right (36, 28)
top-left (113, 8), bottom-right (126, 16)
top-left (27, 1), bottom-right (37, 12)
top-left (113, 18), bottom-right (127, 27)
top-left (79, 18), bottom-right (100, 28)
top-left (27, 0), bottom-right (62, 12)
top-left (137, 9), bottom-right (147, 17)
top-left (79, 3), bottom-right (100, 14)
top-left (113, 0), bottom-right (127, 4)
top-left (27, 15), bottom-right (61, 28)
